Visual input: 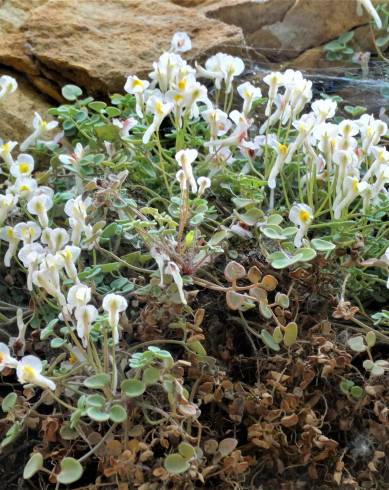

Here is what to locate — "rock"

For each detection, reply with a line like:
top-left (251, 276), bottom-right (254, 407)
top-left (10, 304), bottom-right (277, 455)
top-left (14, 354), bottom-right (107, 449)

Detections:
top-left (0, 0), bottom-right (48, 33)
top-left (204, 0), bottom-right (370, 61)
top-left (0, 68), bottom-right (51, 143)
top-left (22, 0), bottom-right (243, 96)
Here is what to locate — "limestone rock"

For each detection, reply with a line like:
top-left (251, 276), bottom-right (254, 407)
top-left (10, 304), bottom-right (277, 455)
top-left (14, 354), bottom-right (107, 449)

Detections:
top-left (23, 0), bottom-right (243, 95)
top-left (204, 0), bottom-right (370, 61)
top-left (0, 69), bottom-right (51, 143)
top-left (0, 0), bottom-right (48, 33)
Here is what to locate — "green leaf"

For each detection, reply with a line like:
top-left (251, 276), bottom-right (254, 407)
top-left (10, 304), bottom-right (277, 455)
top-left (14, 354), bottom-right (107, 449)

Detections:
top-left (23, 453), bottom-right (44, 479)
top-left (294, 247), bottom-right (317, 262)
top-left (273, 326), bottom-right (283, 344)
top-left (59, 423), bottom-right (79, 440)
top-left (261, 224), bottom-right (287, 240)
top-left (50, 337), bottom-right (66, 348)
top-left (95, 124), bottom-right (120, 141)
top-left (339, 379), bottom-right (353, 395)
top-left (348, 336), bottom-right (367, 352)
top-left (86, 407), bottom-right (110, 422)
top-left (164, 453), bottom-right (190, 474)
top-left (62, 84), bottom-right (83, 101)
top-left (57, 457), bottom-right (83, 484)
top-left (106, 106), bottom-right (122, 118)
top-left (2, 392), bottom-right (17, 412)
top-left (121, 379), bottom-right (146, 398)
top-left (266, 214), bottom-right (283, 225)
top-left (109, 404), bottom-right (127, 423)
top-left (260, 329), bottom-right (280, 351)
top-left (83, 373), bottom-right (111, 389)
top-left (101, 222), bottom-right (122, 238)
top-left (311, 238), bottom-right (336, 251)
top-left (275, 292), bottom-right (289, 308)
top-left (88, 101), bottom-right (107, 112)
top-left (85, 394), bottom-right (106, 408)
top-left (187, 340), bottom-right (207, 356)
top-left (178, 442), bottom-right (196, 459)
top-left (283, 322), bottom-right (298, 347)
top-left (338, 31), bottom-right (354, 44)
top-left (350, 385), bottom-right (364, 399)
top-left (365, 331), bottom-right (376, 348)
top-left (143, 367), bottom-right (160, 385)
top-left (238, 208), bottom-right (263, 226)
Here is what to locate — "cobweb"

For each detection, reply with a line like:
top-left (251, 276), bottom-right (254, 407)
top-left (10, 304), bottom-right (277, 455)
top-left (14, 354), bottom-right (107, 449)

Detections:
top-left (222, 44), bottom-right (389, 114)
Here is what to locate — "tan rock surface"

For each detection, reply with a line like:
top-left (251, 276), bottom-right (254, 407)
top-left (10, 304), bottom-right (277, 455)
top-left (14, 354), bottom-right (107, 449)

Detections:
top-left (23, 0), bottom-right (243, 95)
top-left (204, 0), bottom-right (370, 60)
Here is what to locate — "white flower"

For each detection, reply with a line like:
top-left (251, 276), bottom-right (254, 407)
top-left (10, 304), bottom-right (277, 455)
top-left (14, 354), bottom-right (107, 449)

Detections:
top-left (41, 227), bottom-right (69, 253)
top-left (16, 355), bottom-right (56, 391)
top-left (102, 293), bottom-right (128, 344)
top-left (14, 221), bottom-right (41, 244)
top-left (333, 176), bottom-right (367, 219)
top-left (33, 267), bottom-right (66, 306)
top-left (0, 193), bottom-right (18, 225)
top-left (171, 32), bottom-right (192, 53)
top-left (357, 0), bottom-right (382, 29)
top-left (176, 169), bottom-right (188, 192)
top-left (149, 52), bottom-right (188, 92)
top-left (165, 261), bottom-right (187, 304)
top-left (74, 305), bottom-right (98, 347)
top-left (0, 75), bottom-right (17, 99)
top-left (59, 142), bottom-right (84, 167)
top-left (27, 194), bottom-right (53, 228)
top-left (268, 142), bottom-right (289, 189)
top-left (0, 226), bottom-right (19, 267)
top-left (10, 154), bottom-right (34, 178)
top-left (67, 283), bottom-right (91, 310)
top-left (13, 177), bottom-right (38, 198)
top-left (112, 117), bottom-right (137, 137)
top-left (285, 113), bottom-right (316, 163)
top-left (9, 308), bottom-right (27, 356)
top-left (142, 95), bottom-right (173, 144)
top-left (0, 139), bottom-right (18, 166)
top-left (237, 82), bottom-right (262, 116)
top-left (175, 149), bottom-right (198, 193)
top-left (207, 110), bottom-right (251, 150)
top-left (150, 246), bottom-right (170, 287)
top-left (58, 245), bottom-right (81, 282)
top-left (311, 99), bottom-right (337, 123)
top-left (0, 342), bottom-right (18, 371)
top-left (202, 109), bottom-right (231, 140)
top-left (263, 71), bottom-right (283, 116)
top-left (197, 53), bottom-right (244, 92)
top-left (18, 243), bottom-right (44, 290)
top-left (124, 76), bottom-right (150, 117)
top-left (20, 113), bottom-right (59, 151)
top-left (64, 196), bottom-right (91, 244)
top-left (289, 203), bottom-right (314, 248)
top-left (197, 176), bottom-right (211, 196)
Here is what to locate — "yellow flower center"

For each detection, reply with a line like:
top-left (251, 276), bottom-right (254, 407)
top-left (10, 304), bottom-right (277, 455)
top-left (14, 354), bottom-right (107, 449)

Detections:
top-left (132, 79), bottom-right (143, 89)
top-left (155, 100), bottom-right (164, 116)
top-left (298, 210), bottom-right (311, 224)
top-left (352, 179), bottom-right (358, 193)
top-left (19, 184), bottom-right (30, 192)
top-left (6, 228), bottom-right (14, 239)
top-left (0, 353), bottom-right (5, 363)
top-left (23, 365), bottom-right (36, 381)
top-left (177, 79), bottom-right (186, 91)
top-left (278, 143), bottom-right (288, 155)
top-left (1, 143), bottom-right (10, 153)
top-left (19, 162), bottom-right (29, 174)
top-left (68, 353), bottom-right (76, 365)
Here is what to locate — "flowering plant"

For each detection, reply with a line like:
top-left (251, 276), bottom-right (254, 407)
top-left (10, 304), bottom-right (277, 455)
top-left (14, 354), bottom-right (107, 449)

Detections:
top-left (0, 28), bottom-right (388, 487)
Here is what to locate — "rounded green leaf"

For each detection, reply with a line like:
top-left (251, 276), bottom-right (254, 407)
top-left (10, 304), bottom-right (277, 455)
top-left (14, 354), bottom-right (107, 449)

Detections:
top-left (23, 452), bottom-right (43, 479)
top-left (311, 239), bottom-right (336, 252)
top-left (187, 340), bottom-right (207, 357)
top-left (260, 329), bottom-right (280, 351)
top-left (164, 453), bottom-right (190, 474)
top-left (294, 247), bottom-right (317, 262)
top-left (57, 457), bottom-right (83, 484)
top-left (143, 367), bottom-right (160, 385)
top-left (86, 394), bottom-right (106, 407)
top-left (275, 292), bottom-right (289, 309)
top-left (283, 322), bottom-right (298, 347)
top-left (273, 326), bottom-right (283, 344)
top-left (2, 392), bottom-right (17, 412)
top-left (109, 404), bottom-right (127, 423)
top-left (60, 423), bottom-right (79, 441)
top-left (350, 385), bottom-right (364, 399)
top-left (261, 225), bottom-right (287, 240)
top-left (178, 442), bottom-right (196, 459)
top-left (61, 84), bottom-right (83, 101)
top-left (365, 331), bottom-right (376, 348)
top-left (121, 379), bottom-right (146, 398)
top-left (86, 407), bottom-right (110, 422)
top-left (348, 336), bottom-right (367, 353)
top-left (84, 373), bottom-right (110, 389)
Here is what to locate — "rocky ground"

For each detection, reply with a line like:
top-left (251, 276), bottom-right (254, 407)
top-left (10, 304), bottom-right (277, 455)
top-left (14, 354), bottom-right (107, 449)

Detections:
top-left (0, 0), bottom-right (378, 141)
